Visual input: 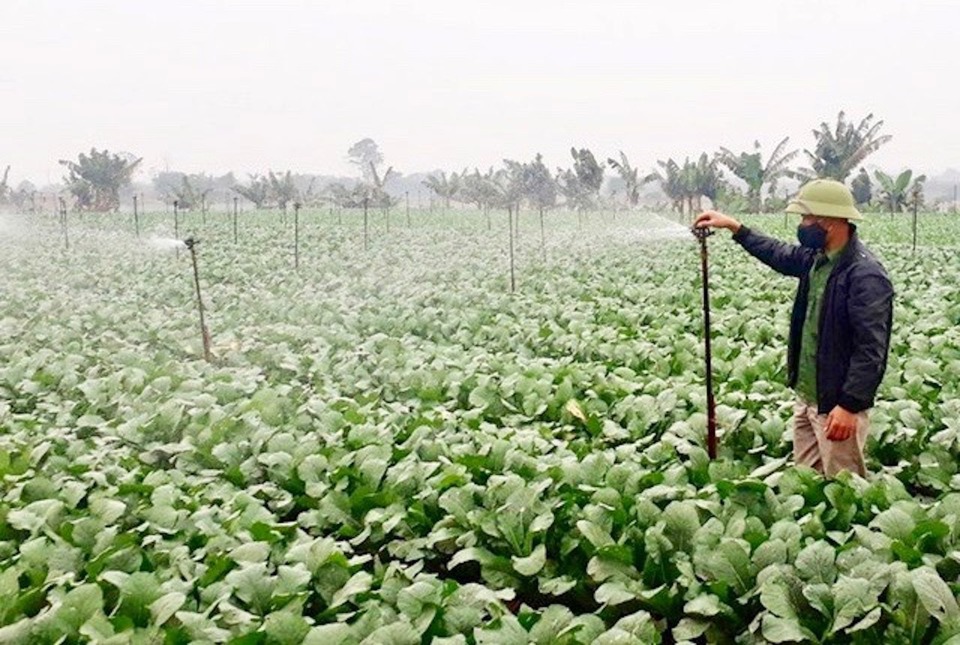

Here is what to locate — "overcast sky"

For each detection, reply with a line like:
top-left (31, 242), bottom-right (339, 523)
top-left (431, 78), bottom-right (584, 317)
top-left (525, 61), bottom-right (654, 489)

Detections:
top-left (2, 0), bottom-right (957, 185)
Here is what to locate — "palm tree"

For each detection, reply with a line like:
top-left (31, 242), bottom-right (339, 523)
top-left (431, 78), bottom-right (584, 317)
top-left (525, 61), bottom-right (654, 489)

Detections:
top-left (59, 149), bottom-right (142, 212)
top-left (655, 154), bottom-right (724, 219)
top-left (607, 151), bottom-right (656, 208)
top-left (804, 112), bottom-right (892, 182)
top-left (268, 171), bottom-right (300, 211)
top-left (874, 169), bottom-right (926, 214)
top-left (233, 175), bottom-right (271, 209)
top-left (692, 153), bottom-right (723, 212)
top-left (422, 171), bottom-right (461, 208)
top-left (655, 158), bottom-right (687, 214)
top-left (719, 137), bottom-right (799, 212)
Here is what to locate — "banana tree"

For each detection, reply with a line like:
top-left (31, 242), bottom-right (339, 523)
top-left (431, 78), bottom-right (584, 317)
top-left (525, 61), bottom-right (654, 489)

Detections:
top-left (232, 175), bottom-right (271, 209)
top-left (804, 111), bottom-right (891, 182)
top-left (874, 169), bottom-right (926, 214)
top-left (59, 149), bottom-right (142, 212)
top-left (718, 137), bottom-right (799, 212)
top-left (656, 154), bottom-right (724, 220)
top-left (607, 151), bottom-right (655, 208)
top-left (422, 171), bottom-right (462, 209)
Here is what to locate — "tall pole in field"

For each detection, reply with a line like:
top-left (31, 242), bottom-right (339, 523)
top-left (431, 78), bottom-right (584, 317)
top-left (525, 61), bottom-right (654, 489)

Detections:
top-left (184, 238), bottom-right (213, 362)
top-left (59, 197), bottom-right (69, 251)
top-left (912, 185), bottom-right (920, 254)
top-left (233, 197), bottom-right (239, 244)
top-left (363, 197), bottom-right (369, 251)
top-left (692, 225), bottom-right (717, 459)
top-left (174, 200), bottom-right (180, 239)
top-left (294, 201), bottom-right (301, 269)
top-left (508, 206), bottom-right (516, 293)
top-left (133, 195), bottom-right (140, 237)
top-left (405, 191), bottom-right (410, 227)
top-left (539, 207), bottom-right (546, 262)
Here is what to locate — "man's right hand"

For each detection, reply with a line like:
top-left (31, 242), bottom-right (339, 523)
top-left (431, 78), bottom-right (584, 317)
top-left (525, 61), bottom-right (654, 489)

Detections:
top-left (694, 211), bottom-right (742, 233)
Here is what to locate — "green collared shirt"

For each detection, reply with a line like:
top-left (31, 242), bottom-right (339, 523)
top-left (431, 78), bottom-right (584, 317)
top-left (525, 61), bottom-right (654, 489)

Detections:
top-left (795, 245), bottom-right (845, 403)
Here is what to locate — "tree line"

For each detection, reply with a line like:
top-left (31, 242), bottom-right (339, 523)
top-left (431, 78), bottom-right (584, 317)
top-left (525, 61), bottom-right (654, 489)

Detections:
top-left (0, 112), bottom-right (936, 217)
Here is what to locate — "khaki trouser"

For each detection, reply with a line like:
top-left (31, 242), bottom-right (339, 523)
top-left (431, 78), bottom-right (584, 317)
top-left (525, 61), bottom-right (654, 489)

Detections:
top-left (792, 398), bottom-right (870, 477)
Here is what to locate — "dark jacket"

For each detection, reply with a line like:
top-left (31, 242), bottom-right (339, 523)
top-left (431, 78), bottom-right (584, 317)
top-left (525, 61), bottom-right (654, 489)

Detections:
top-left (731, 225), bottom-right (893, 414)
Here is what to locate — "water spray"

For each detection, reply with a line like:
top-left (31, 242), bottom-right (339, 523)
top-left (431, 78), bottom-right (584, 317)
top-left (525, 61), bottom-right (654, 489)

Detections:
top-left (691, 224), bottom-right (718, 459)
top-left (184, 237), bottom-right (213, 362)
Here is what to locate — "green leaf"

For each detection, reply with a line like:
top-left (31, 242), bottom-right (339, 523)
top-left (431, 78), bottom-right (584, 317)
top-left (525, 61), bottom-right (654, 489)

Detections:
top-left (150, 591), bottom-right (186, 626)
top-left (528, 605), bottom-right (575, 644)
top-left (230, 541), bottom-right (272, 563)
top-left (760, 571), bottom-right (798, 620)
top-left (330, 571), bottom-right (373, 609)
top-left (872, 507), bottom-right (915, 541)
top-left (761, 615), bottom-right (812, 643)
top-left (512, 544), bottom-right (547, 577)
top-left (475, 614), bottom-right (528, 645)
top-left (684, 594), bottom-right (725, 617)
top-left (912, 566), bottom-right (960, 624)
top-left (595, 581), bottom-right (635, 606)
top-left (263, 610), bottom-right (311, 645)
top-left (304, 623), bottom-right (353, 644)
top-left (577, 520), bottom-right (614, 549)
top-left (795, 540), bottom-right (836, 585)
top-left (831, 576), bottom-right (877, 633)
top-left (53, 583), bottom-right (103, 635)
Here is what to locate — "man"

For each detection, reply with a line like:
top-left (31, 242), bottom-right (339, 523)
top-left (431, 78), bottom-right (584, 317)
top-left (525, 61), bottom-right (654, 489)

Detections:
top-left (694, 179), bottom-right (894, 477)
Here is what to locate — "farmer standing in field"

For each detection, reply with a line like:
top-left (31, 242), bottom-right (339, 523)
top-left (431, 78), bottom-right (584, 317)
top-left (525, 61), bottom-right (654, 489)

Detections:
top-left (694, 179), bottom-right (894, 477)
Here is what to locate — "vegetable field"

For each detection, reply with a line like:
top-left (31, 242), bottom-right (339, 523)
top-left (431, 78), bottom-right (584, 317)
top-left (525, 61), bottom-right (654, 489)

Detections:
top-left (2, 208), bottom-right (960, 644)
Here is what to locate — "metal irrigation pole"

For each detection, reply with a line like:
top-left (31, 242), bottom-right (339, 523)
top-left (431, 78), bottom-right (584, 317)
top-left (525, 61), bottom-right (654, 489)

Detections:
top-left (912, 185), bottom-right (920, 254)
top-left (133, 195), bottom-right (140, 237)
top-left (294, 201), bottom-right (301, 269)
top-left (233, 197), bottom-right (239, 244)
top-left (363, 197), bottom-right (369, 251)
top-left (184, 238), bottom-right (213, 362)
top-left (692, 225), bottom-right (717, 459)
top-left (59, 197), bottom-right (69, 251)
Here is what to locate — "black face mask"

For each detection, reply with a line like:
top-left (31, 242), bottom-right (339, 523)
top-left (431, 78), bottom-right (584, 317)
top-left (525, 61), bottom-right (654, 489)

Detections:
top-left (797, 222), bottom-right (828, 249)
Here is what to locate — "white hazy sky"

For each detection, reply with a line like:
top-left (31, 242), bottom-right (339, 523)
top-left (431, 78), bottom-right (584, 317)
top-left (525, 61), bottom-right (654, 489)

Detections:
top-left (1, 0), bottom-right (957, 185)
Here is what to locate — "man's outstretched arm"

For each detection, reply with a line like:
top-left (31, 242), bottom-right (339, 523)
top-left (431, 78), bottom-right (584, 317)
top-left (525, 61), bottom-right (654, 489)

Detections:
top-left (695, 211), bottom-right (815, 278)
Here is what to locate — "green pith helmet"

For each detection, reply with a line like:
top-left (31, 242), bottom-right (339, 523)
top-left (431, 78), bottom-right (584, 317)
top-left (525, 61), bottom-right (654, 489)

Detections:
top-left (785, 179), bottom-right (863, 220)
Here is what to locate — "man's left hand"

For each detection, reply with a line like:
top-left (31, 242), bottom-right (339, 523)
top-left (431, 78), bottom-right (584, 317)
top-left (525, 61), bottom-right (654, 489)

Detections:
top-left (824, 406), bottom-right (858, 442)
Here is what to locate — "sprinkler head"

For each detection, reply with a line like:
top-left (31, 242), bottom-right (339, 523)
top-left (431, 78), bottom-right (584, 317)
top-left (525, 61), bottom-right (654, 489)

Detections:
top-left (691, 225), bottom-right (715, 241)
top-left (183, 237), bottom-right (199, 250)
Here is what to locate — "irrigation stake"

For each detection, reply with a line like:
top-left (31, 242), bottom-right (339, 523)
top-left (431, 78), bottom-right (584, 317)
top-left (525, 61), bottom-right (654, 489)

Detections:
top-left (184, 238), bottom-right (213, 362)
top-left (59, 197), bottom-right (69, 251)
top-left (233, 197), bottom-right (239, 244)
top-left (294, 201), bottom-right (301, 269)
top-left (363, 197), bottom-right (369, 251)
top-left (912, 185), bottom-right (920, 254)
top-left (539, 206), bottom-right (546, 262)
top-left (508, 206), bottom-right (516, 292)
top-left (692, 225), bottom-right (718, 459)
top-left (174, 200), bottom-right (181, 258)
top-left (133, 195), bottom-right (140, 237)
top-left (405, 191), bottom-right (410, 227)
